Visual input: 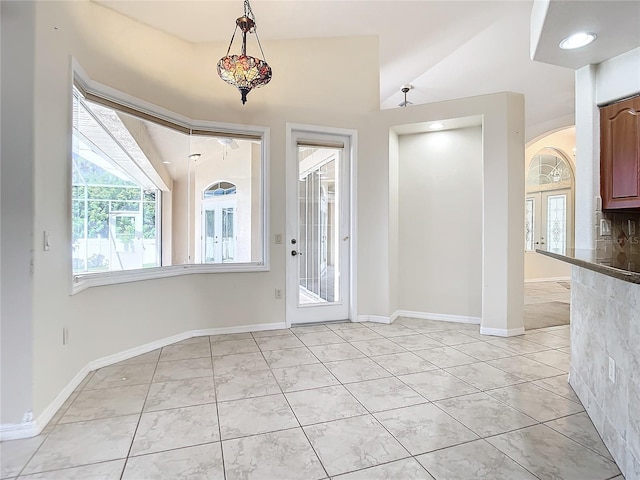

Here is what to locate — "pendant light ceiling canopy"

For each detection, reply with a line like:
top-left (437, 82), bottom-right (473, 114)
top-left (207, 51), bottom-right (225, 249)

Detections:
top-left (217, 0), bottom-right (272, 105)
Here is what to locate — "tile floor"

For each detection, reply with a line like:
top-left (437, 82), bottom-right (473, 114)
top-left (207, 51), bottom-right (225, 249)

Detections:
top-left (1, 316), bottom-right (623, 479)
top-left (524, 281), bottom-right (571, 330)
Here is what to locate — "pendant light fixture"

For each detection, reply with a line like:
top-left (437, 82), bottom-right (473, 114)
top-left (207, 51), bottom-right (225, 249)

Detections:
top-left (217, 0), bottom-right (272, 105)
top-left (399, 84), bottom-right (413, 107)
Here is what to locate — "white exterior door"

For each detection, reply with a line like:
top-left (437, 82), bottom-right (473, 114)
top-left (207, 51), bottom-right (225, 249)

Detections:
top-left (526, 189), bottom-right (572, 255)
top-left (286, 129), bottom-right (352, 325)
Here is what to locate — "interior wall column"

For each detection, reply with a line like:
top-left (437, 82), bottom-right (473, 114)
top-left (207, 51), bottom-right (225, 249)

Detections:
top-left (481, 93), bottom-right (525, 336)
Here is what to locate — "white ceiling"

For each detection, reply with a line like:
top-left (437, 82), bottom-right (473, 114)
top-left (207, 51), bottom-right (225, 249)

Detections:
top-left (94, 0), bottom-right (639, 141)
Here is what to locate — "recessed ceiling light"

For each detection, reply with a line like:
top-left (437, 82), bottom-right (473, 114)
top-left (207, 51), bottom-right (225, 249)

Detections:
top-left (189, 153), bottom-right (202, 161)
top-left (162, 161), bottom-right (171, 164)
top-left (429, 123), bottom-right (445, 130)
top-left (559, 32), bottom-right (597, 50)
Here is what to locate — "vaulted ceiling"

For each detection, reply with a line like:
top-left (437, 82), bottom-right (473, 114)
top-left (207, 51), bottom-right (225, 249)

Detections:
top-left (94, 0), bottom-right (640, 142)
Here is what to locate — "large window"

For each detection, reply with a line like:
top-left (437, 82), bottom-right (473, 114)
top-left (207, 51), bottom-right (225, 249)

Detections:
top-left (71, 78), bottom-right (267, 290)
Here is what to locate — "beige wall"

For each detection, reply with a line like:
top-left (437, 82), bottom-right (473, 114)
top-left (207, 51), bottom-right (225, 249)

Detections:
top-left (1, 0), bottom-right (526, 428)
top-left (398, 127), bottom-right (483, 317)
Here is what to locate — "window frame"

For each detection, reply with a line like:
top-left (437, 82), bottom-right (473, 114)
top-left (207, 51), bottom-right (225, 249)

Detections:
top-left (70, 62), bottom-right (270, 294)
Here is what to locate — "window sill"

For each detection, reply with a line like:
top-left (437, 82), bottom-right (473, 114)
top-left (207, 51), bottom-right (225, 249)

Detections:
top-left (71, 262), bottom-right (269, 294)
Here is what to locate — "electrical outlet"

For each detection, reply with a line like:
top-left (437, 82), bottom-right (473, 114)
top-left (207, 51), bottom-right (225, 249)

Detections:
top-left (608, 357), bottom-right (616, 383)
top-left (275, 289), bottom-right (282, 299)
top-left (629, 220), bottom-right (636, 235)
top-left (23, 411), bottom-right (34, 423)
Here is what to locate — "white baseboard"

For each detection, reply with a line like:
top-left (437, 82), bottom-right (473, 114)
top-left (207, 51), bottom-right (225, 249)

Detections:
top-left (0, 321), bottom-right (287, 441)
top-left (394, 310), bottom-right (481, 325)
top-left (479, 326), bottom-right (526, 337)
top-left (356, 315), bottom-right (392, 324)
top-left (525, 276), bottom-right (571, 283)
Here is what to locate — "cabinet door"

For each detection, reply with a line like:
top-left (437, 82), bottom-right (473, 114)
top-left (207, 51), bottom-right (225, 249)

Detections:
top-left (600, 96), bottom-right (640, 210)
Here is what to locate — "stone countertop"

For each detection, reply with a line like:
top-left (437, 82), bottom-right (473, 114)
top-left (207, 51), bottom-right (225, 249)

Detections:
top-left (536, 248), bottom-right (640, 284)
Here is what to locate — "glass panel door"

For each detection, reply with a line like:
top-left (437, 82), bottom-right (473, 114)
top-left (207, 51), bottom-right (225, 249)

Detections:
top-left (286, 130), bottom-right (351, 325)
top-left (298, 156), bottom-right (339, 305)
top-left (203, 208), bottom-right (216, 262)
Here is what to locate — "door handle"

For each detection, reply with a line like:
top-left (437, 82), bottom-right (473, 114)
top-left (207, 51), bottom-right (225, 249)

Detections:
top-left (291, 250), bottom-right (303, 256)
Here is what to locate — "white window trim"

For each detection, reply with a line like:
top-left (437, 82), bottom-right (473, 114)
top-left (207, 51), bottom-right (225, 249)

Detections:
top-left (70, 60), bottom-right (270, 295)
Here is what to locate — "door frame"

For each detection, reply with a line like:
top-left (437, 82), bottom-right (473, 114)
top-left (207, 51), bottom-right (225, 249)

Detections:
top-left (285, 123), bottom-right (358, 327)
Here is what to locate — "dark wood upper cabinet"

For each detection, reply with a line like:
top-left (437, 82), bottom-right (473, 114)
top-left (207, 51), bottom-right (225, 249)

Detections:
top-left (600, 95), bottom-right (640, 210)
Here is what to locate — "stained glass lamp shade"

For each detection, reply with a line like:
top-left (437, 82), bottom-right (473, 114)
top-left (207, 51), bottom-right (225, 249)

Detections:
top-left (217, 1), bottom-right (272, 105)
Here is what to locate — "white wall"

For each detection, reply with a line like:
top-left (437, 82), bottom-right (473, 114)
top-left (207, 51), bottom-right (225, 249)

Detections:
top-left (398, 127), bottom-right (482, 317)
top-left (0, 0), bottom-right (36, 427)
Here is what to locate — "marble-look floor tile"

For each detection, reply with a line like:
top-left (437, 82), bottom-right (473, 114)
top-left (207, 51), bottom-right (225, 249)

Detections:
top-left (210, 332), bottom-right (253, 344)
top-left (333, 327), bottom-right (383, 342)
top-left (452, 341), bottom-right (515, 361)
top-left (484, 337), bottom-right (551, 355)
top-left (524, 350), bottom-right (571, 372)
top-left (545, 412), bottom-right (613, 459)
top-left (444, 363), bottom-right (524, 390)
top-left (60, 384), bottom-right (148, 423)
top-left (389, 334), bottom-right (444, 351)
top-left (374, 403), bottom-right (478, 455)
top-left (365, 323), bottom-right (417, 337)
top-left (304, 415), bottom-right (409, 477)
top-left (152, 357), bottom-right (212, 382)
top-left (326, 322), bottom-right (367, 331)
top-left (424, 330), bottom-right (478, 346)
top-left (215, 369), bottom-right (281, 402)
top-left (124, 443), bottom-right (223, 480)
top-left (324, 357), bottom-right (391, 383)
top-left (345, 377), bottom-right (427, 412)
top-left (218, 394), bottom-right (298, 440)
top-left (130, 403), bottom-right (220, 456)
top-left (487, 424), bottom-right (620, 480)
top-left (42, 392), bottom-right (80, 434)
top-left (351, 338), bottom-right (407, 356)
top-left (532, 374), bottom-right (580, 402)
top-left (308, 342), bottom-right (365, 362)
top-left (262, 346), bottom-right (319, 369)
top-left (23, 415), bottom-right (138, 474)
top-left (144, 377), bottom-right (215, 412)
top-left (290, 324), bottom-right (331, 334)
top-left (159, 342), bottom-right (211, 362)
top-left (254, 334), bottom-right (305, 351)
top-left (210, 338), bottom-right (259, 356)
top-left (211, 352), bottom-right (269, 376)
top-left (19, 460), bottom-right (125, 480)
top-left (223, 428), bottom-right (326, 480)
top-left (85, 363), bottom-right (156, 390)
top-left (487, 356), bottom-right (565, 381)
top-left (524, 332), bottom-right (570, 348)
top-left (285, 385), bottom-right (368, 425)
top-left (413, 346), bottom-right (477, 368)
top-left (0, 435), bottom-right (46, 478)
top-left (399, 370), bottom-right (479, 401)
top-left (251, 329), bottom-right (295, 338)
top-left (113, 349), bottom-right (161, 366)
top-left (271, 363), bottom-right (338, 392)
top-left (173, 335), bottom-right (210, 345)
top-left (416, 439), bottom-right (538, 480)
top-left (487, 382), bottom-right (584, 422)
top-left (256, 335), bottom-right (304, 352)
top-left (370, 351), bottom-right (438, 376)
top-left (333, 458), bottom-right (434, 479)
top-left (295, 330), bottom-right (345, 346)
top-left (435, 392), bottom-right (537, 437)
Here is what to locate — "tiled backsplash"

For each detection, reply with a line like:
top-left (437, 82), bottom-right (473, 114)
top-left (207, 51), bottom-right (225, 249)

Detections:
top-left (595, 211), bottom-right (640, 272)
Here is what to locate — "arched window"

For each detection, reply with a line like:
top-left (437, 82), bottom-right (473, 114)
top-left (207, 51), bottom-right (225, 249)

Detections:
top-left (203, 181), bottom-right (237, 198)
top-left (525, 148), bottom-right (574, 254)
